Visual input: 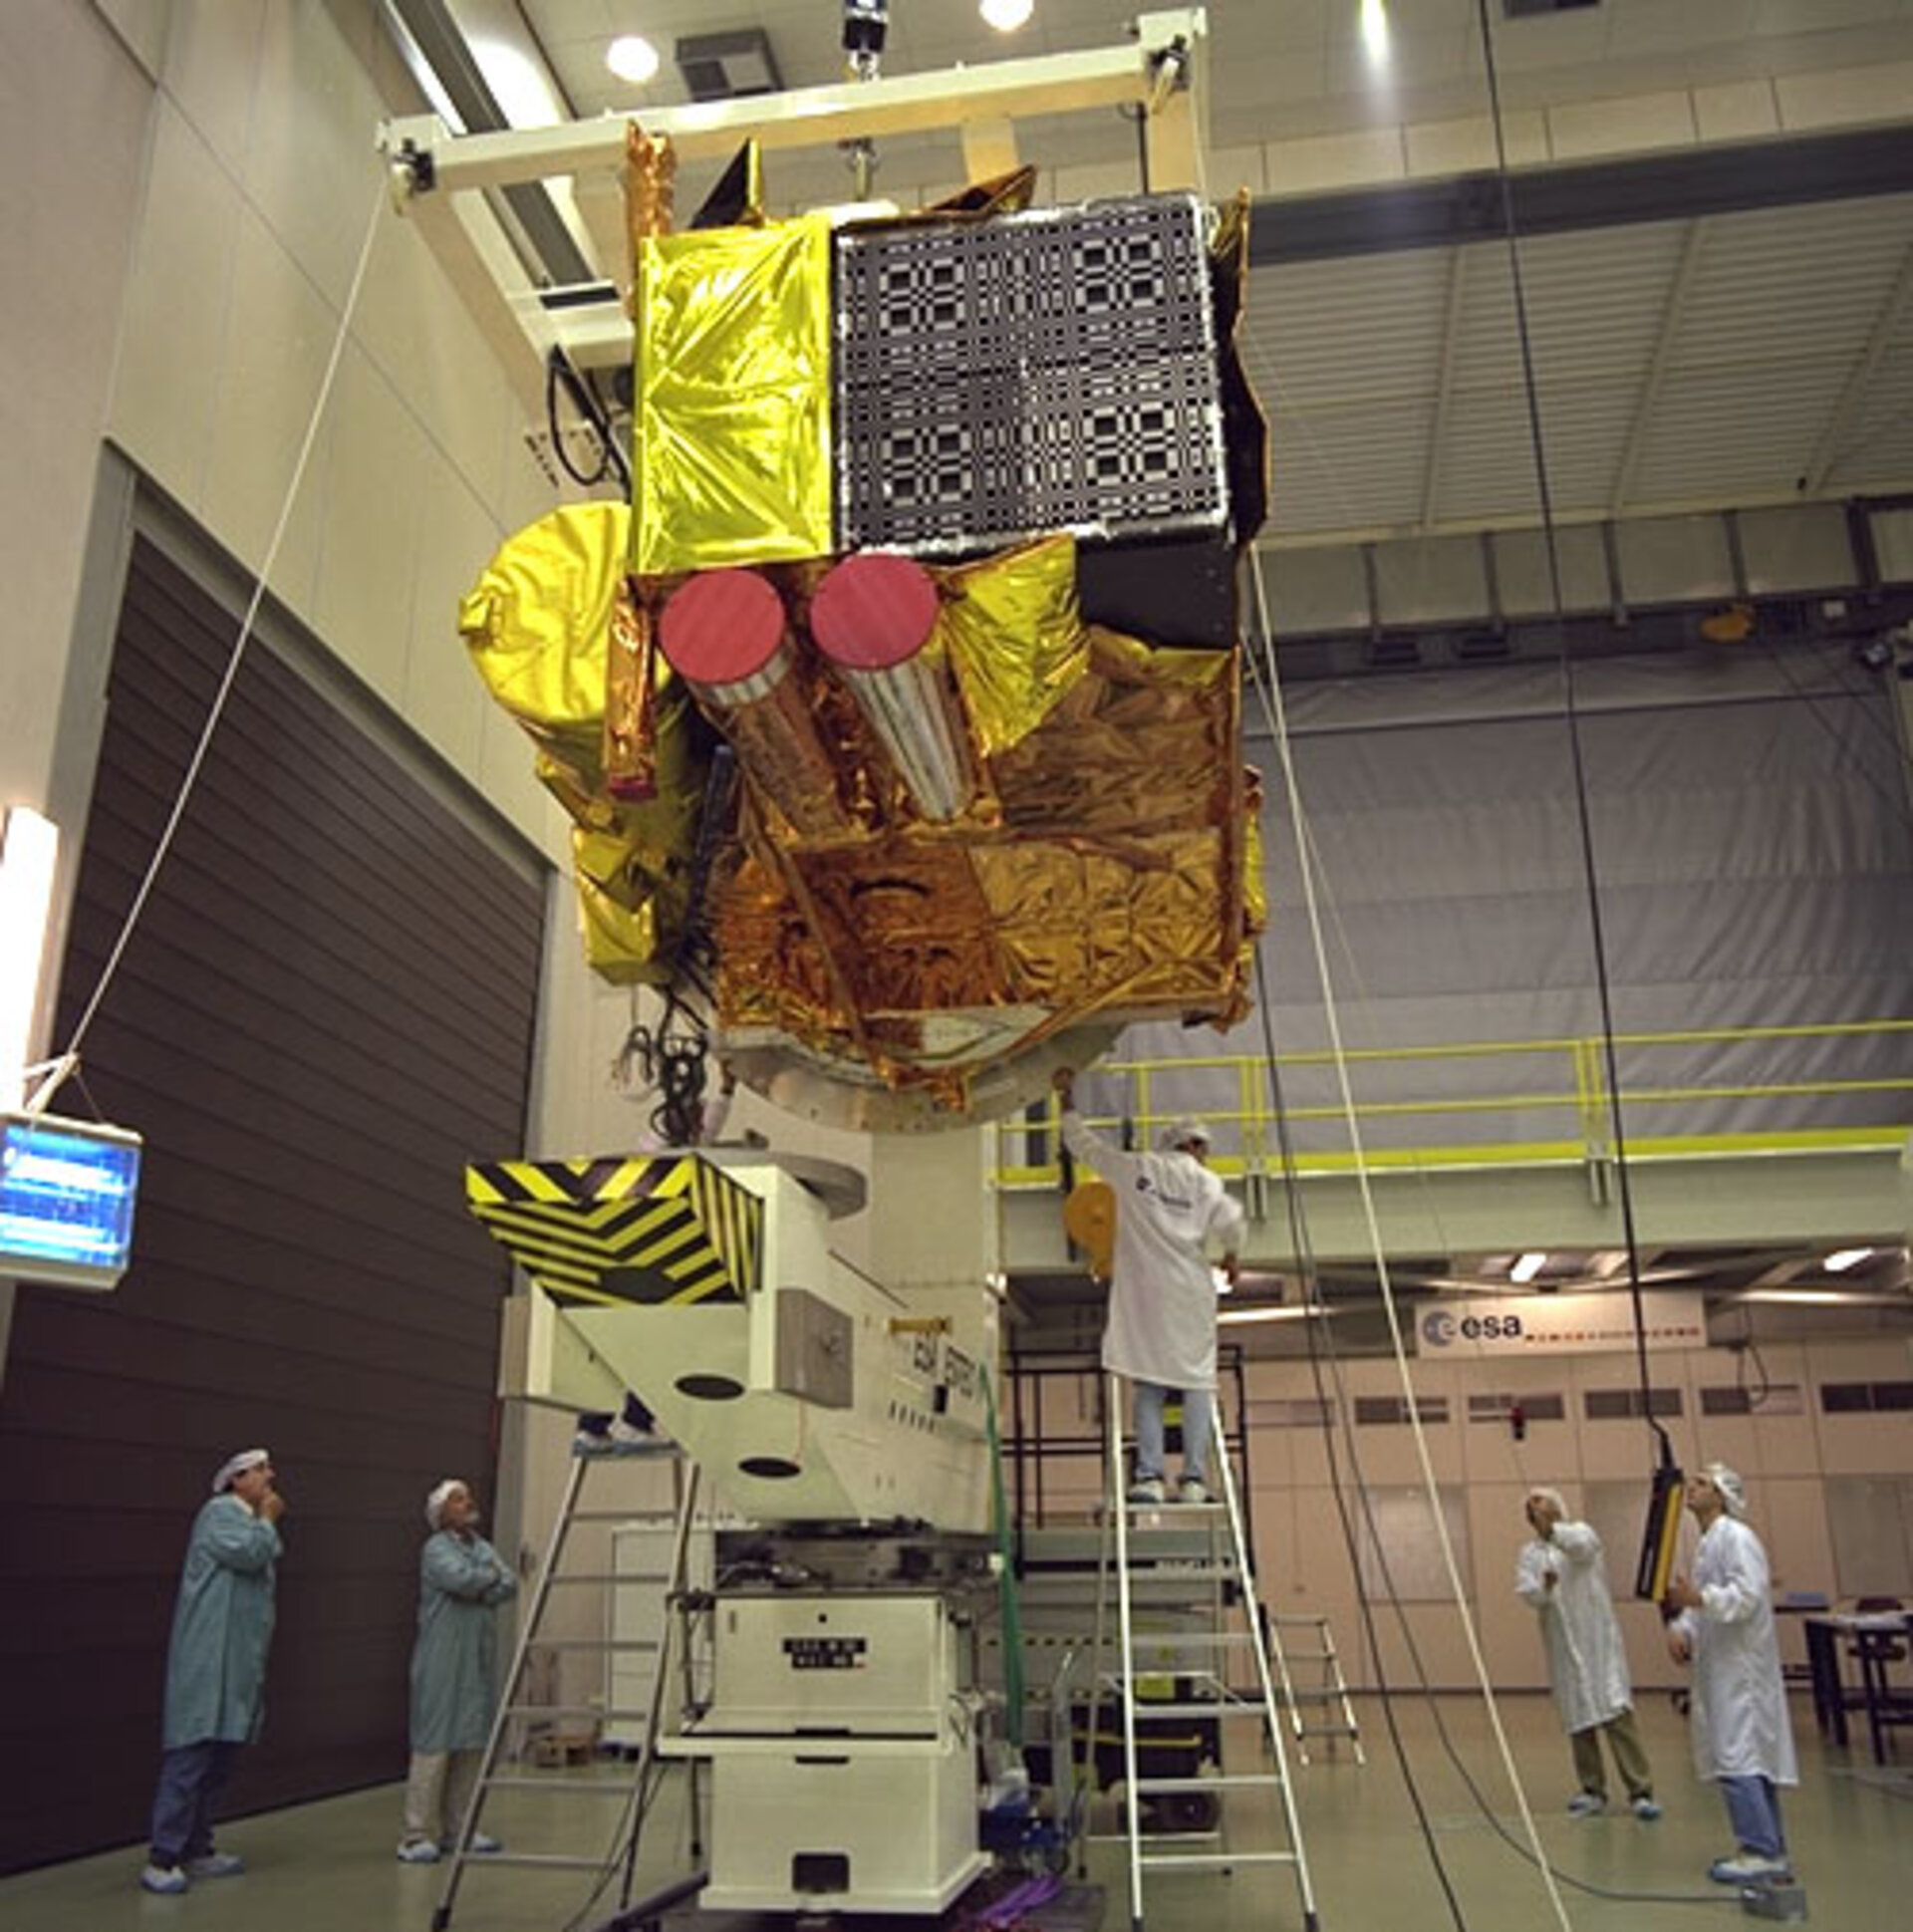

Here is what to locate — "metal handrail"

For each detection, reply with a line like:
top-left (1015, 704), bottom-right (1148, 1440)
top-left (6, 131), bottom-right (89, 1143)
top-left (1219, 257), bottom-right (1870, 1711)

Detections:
top-left (994, 1018), bottom-right (1913, 1186)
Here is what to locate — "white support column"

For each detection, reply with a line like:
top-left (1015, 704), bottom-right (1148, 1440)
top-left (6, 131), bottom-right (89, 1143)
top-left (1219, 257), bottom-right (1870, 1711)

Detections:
top-left (866, 1130), bottom-right (1000, 1292)
top-left (1139, 9), bottom-right (1211, 193)
top-left (0, 804), bottom-right (61, 1394)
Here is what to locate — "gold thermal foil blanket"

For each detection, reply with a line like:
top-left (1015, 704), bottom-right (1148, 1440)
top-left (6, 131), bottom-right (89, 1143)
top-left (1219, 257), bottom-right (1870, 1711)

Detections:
top-left (711, 599), bottom-right (1252, 1086)
top-left (939, 535), bottom-right (1089, 757)
top-left (464, 508), bottom-right (1254, 1089)
top-left (633, 218), bottom-right (834, 576)
top-left (462, 504), bottom-right (708, 977)
top-left (461, 503), bottom-right (631, 788)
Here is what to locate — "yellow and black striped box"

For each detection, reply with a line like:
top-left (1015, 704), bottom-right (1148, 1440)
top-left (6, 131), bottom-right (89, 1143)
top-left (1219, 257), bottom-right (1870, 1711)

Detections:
top-left (466, 1153), bottom-right (761, 1309)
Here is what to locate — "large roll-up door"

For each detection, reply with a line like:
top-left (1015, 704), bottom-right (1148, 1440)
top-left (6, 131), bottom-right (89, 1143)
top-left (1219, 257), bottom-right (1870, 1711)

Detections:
top-left (0, 534), bottom-right (545, 1871)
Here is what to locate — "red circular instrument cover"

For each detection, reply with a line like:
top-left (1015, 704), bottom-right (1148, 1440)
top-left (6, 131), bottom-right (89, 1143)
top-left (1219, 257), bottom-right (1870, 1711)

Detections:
top-left (658, 570), bottom-right (786, 685)
top-left (809, 553), bottom-right (941, 671)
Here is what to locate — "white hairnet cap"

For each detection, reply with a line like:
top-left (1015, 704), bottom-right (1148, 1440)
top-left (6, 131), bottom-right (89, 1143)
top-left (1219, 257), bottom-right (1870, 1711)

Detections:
top-left (1526, 1486), bottom-right (1567, 1517)
top-left (1160, 1117), bottom-right (1212, 1152)
top-left (1703, 1462), bottom-right (1748, 1517)
top-left (212, 1448), bottom-right (270, 1495)
top-left (426, 1479), bottom-right (468, 1529)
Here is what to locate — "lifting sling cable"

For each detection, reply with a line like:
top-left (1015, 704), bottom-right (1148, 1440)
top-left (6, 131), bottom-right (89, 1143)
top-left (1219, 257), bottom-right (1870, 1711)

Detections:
top-left (1242, 554), bottom-right (1577, 1932)
top-left (1473, 0), bottom-right (1677, 1509)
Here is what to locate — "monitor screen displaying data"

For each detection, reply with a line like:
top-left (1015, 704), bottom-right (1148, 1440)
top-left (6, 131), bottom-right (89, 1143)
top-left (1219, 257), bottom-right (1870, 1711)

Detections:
top-left (0, 1111), bottom-right (142, 1290)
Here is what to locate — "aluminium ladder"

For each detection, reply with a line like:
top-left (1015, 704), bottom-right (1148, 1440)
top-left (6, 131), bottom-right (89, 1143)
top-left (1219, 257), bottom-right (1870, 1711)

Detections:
top-left (432, 1436), bottom-right (703, 1931)
top-left (1082, 1374), bottom-right (1320, 1932)
top-left (1266, 1610), bottom-right (1364, 1767)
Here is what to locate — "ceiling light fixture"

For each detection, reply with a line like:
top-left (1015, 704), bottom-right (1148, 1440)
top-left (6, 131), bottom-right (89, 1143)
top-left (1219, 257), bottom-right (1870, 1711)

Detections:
top-left (980, 0), bottom-right (1035, 29)
top-left (1220, 1303), bottom-right (1331, 1325)
top-left (1823, 1246), bottom-right (1874, 1272)
top-left (1510, 1251), bottom-right (1548, 1284)
top-left (1738, 1287), bottom-right (1903, 1305)
top-left (607, 34), bottom-right (662, 85)
top-left (1359, 0), bottom-right (1392, 62)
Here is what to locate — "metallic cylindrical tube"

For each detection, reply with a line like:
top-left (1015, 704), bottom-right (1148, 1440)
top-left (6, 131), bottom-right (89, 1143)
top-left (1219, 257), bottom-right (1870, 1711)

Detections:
top-left (658, 569), bottom-right (849, 838)
top-left (809, 553), bottom-right (975, 822)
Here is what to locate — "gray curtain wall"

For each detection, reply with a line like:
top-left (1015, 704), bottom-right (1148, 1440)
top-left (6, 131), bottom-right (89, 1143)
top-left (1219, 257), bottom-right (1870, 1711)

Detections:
top-left (1117, 647), bottom-right (1913, 1155)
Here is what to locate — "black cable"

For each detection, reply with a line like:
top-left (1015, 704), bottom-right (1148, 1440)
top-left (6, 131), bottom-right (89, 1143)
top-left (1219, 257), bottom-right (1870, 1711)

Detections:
top-left (545, 348), bottom-right (628, 491)
top-left (556, 1743), bottom-right (678, 1932)
top-left (1248, 954), bottom-right (1472, 1932)
top-left (1474, 0), bottom-right (1671, 1479)
top-left (1734, 1305), bottom-right (1774, 1414)
top-left (1248, 938), bottom-right (1732, 1912)
top-left (1754, 629), bottom-right (1913, 839)
top-left (613, 991), bottom-right (711, 1146)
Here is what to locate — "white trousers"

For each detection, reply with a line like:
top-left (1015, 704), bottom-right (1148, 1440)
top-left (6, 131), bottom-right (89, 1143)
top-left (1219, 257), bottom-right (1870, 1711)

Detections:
top-left (402, 1749), bottom-right (482, 1847)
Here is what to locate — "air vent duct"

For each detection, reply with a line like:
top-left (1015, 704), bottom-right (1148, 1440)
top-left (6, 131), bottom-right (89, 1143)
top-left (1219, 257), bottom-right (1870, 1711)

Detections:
top-left (676, 29), bottom-right (783, 102)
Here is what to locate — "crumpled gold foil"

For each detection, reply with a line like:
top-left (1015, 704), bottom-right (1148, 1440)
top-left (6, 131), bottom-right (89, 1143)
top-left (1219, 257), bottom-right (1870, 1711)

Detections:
top-left (624, 125), bottom-right (676, 262)
top-left (603, 586), bottom-right (660, 800)
top-left (463, 504), bottom-right (711, 977)
top-left (987, 627), bottom-right (1235, 837)
top-left (711, 553), bottom-right (1253, 1099)
top-left (632, 218), bottom-right (834, 576)
top-left (1242, 782), bottom-right (1267, 935)
top-left (461, 504), bottom-right (631, 793)
top-left (938, 535), bottom-right (1090, 757)
top-left (920, 166), bottom-right (1038, 219)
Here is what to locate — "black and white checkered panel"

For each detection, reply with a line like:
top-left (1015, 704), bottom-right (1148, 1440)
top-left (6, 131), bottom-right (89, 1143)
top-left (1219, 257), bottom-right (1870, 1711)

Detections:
top-left (836, 196), bottom-right (1229, 557)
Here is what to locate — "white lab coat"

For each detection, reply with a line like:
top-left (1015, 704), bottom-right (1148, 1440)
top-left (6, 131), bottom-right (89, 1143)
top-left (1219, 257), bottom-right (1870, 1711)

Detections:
top-left (1672, 1515), bottom-right (1797, 1785)
top-left (1061, 1109), bottom-right (1243, 1390)
top-left (1514, 1522), bottom-right (1633, 1734)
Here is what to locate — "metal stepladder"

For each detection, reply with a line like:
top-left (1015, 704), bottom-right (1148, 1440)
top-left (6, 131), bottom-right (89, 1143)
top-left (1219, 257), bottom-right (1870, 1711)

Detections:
top-left (432, 1436), bottom-right (705, 1931)
top-left (1267, 1611), bottom-right (1364, 1768)
top-left (1082, 1374), bottom-right (1320, 1932)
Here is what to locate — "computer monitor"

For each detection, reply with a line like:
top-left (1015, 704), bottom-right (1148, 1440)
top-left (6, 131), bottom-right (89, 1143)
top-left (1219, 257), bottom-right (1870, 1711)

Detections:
top-left (0, 1110), bottom-right (142, 1291)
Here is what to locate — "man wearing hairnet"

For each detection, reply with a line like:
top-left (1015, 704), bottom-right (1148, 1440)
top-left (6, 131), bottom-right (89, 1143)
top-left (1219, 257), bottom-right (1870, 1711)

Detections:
top-left (1054, 1069), bottom-right (1242, 1505)
top-left (1515, 1488), bottom-right (1660, 1819)
top-left (140, 1449), bottom-right (285, 1894)
top-left (1664, 1464), bottom-right (1798, 1885)
top-left (399, 1480), bottom-right (518, 1863)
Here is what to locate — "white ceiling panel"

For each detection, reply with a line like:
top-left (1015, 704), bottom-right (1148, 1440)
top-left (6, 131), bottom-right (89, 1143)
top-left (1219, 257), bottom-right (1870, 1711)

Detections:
top-left (1631, 364), bottom-right (1854, 500)
top-left (1434, 381), bottom-right (1638, 522)
top-left (1454, 223), bottom-right (1690, 387)
top-left (500, 3), bottom-right (1913, 544)
top-left (1270, 401), bottom-right (1436, 533)
top-left (1246, 250), bottom-right (1455, 408)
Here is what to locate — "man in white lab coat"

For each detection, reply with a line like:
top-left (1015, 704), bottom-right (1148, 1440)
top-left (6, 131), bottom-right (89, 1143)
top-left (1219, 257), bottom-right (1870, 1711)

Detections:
top-left (1664, 1463), bottom-right (1798, 1885)
top-left (1054, 1069), bottom-right (1242, 1505)
top-left (1515, 1487), bottom-right (1660, 1819)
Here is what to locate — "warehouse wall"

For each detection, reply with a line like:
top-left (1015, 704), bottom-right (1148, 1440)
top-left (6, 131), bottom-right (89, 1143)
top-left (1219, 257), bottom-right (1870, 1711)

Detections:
top-left (0, 0), bottom-right (573, 1873)
top-left (0, 531), bottom-right (546, 1871)
top-left (1011, 1332), bottom-right (1913, 1697)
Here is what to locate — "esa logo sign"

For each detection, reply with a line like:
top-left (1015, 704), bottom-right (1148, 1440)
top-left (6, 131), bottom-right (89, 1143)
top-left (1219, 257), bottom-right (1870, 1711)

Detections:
top-left (1421, 1309), bottom-right (1524, 1347)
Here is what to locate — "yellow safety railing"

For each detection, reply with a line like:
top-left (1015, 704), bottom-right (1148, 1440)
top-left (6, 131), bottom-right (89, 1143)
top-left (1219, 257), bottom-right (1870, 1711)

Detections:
top-left (991, 1019), bottom-right (1913, 1188)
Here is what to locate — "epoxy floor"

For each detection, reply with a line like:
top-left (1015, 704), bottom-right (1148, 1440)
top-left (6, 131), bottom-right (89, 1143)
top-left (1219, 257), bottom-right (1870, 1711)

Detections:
top-left (0, 1695), bottom-right (1905, 1931)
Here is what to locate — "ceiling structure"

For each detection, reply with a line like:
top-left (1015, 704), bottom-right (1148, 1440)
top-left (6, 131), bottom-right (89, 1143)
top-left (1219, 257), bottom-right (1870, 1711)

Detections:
top-left (1248, 189), bottom-right (1913, 543)
top-left (432, 2), bottom-right (1913, 556)
top-left (524, 1), bottom-right (1913, 154)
